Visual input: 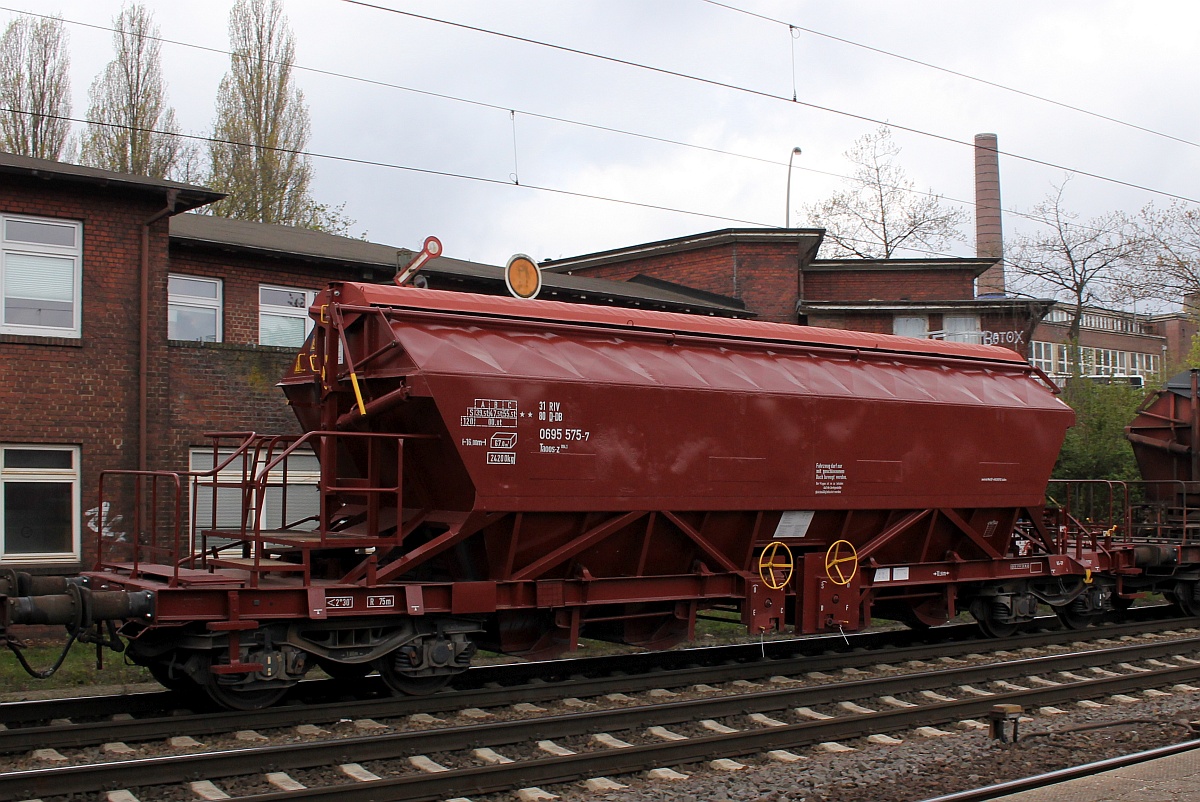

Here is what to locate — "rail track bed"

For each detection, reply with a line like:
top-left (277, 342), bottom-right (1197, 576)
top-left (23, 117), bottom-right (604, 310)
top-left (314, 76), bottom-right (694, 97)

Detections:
top-left (0, 606), bottom-right (1183, 730)
top-left (4, 614), bottom-right (1200, 801)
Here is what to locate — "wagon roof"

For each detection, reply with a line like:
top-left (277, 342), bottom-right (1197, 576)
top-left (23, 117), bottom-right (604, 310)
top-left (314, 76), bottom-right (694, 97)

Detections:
top-left (328, 282), bottom-right (1029, 366)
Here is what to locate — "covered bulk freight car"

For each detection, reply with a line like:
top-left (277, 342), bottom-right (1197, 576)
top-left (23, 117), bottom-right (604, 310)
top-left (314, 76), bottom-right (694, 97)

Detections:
top-left (2, 281), bottom-right (1081, 708)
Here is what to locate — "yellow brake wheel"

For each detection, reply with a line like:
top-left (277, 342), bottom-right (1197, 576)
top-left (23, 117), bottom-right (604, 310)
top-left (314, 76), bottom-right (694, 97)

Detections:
top-left (824, 539), bottom-right (859, 586)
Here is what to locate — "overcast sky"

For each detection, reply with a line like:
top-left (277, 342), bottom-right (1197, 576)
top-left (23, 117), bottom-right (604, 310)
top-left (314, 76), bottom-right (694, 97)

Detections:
top-left (5, 0), bottom-right (1199, 278)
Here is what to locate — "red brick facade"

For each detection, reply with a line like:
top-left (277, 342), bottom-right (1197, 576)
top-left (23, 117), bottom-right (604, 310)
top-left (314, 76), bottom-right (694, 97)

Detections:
top-left (546, 231), bottom-right (821, 324)
top-left (0, 176), bottom-right (175, 570)
top-left (803, 264), bottom-right (978, 302)
top-left (547, 230), bottom-right (1046, 358)
top-left (0, 166), bottom-right (338, 571)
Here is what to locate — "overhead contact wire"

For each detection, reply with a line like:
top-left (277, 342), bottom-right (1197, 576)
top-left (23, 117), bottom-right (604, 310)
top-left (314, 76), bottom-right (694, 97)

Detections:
top-left (3, 5), bottom-right (1192, 224)
top-left (699, 0), bottom-right (1200, 150)
top-left (336, 0), bottom-right (1200, 206)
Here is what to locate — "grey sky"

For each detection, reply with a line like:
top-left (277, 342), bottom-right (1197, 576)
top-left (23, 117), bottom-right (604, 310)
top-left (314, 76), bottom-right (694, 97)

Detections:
top-left (6, 0), bottom-right (1199, 274)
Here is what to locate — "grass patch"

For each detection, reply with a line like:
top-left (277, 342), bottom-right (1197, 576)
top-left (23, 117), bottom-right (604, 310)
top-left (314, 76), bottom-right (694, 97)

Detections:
top-left (0, 640), bottom-right (152, 697)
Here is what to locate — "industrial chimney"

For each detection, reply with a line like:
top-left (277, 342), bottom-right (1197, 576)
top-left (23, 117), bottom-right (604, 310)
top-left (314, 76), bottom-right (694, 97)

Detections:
top-left (974, 133), bottom-right (1005, 295)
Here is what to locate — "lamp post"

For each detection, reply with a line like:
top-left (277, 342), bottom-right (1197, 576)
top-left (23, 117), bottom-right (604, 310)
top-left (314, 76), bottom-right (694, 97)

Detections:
top-left (785, 146), bottom-right (802, 228)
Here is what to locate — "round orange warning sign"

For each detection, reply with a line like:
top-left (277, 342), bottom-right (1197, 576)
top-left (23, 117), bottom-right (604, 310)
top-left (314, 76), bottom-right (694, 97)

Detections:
top-left (505, 254), bottom-right (542, 299)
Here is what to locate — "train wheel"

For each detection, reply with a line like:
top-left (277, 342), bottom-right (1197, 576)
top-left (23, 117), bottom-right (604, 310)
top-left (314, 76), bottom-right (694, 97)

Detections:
top-left (971, 600), bottom-right (1018, 638)
top-left (147, 660), bottom-right (199, 693)
top-left (1171, 582), bottom-right (1200, 617)
top-left (374, 661), bottom-right (451, 696)
top-left (975, 616), bottom-right (1018, 638)
top-left (899, 598), bottom-right (951, 630)
top-left (203, 675), bottom-right (290, 710)
top-left (1054, 603), bottom-right (1095, 630)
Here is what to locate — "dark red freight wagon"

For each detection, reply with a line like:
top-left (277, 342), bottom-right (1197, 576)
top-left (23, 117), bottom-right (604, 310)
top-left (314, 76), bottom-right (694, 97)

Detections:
top-left (2, 281), bottom-right (1088, 708)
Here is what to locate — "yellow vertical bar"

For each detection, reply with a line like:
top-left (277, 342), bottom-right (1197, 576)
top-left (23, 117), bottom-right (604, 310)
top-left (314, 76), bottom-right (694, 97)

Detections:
top-left (350, 372), bottom-right (367, 416)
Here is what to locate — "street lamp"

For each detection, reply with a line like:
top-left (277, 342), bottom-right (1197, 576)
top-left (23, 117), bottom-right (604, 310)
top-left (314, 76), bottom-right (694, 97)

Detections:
top-left (785, 146), bottom-right (802, 228)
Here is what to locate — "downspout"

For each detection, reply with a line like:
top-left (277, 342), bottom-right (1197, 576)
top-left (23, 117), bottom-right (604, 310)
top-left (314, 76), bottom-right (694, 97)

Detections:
top-left (140, 190), bottom-right (179, 472)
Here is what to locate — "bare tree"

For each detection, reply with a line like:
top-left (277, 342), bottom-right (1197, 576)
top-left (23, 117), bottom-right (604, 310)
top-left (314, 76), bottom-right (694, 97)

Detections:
top-left (207, 0), bottom-right (349, 232)
top-left (0, 15), bottom-right (70, 160)
top-left (803, 126), bottom-right (967, 258)
top-left (80, 4), bottom-right (189, 179)
top-left (1137, 201), bottom-right (1200, 304)
top-left (1007, 178), bottom-right (1145, 345)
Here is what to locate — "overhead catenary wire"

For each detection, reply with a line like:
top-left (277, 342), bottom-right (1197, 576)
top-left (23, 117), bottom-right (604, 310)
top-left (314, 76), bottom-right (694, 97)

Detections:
top-left (336, 0), bottom-right (1200, 207)
top-left (698, 0), bottom-right (1200, 151)
top-left (0, 4), bottom-right (1182, 240)
top-left (0, 107), bottom-right (987, 262)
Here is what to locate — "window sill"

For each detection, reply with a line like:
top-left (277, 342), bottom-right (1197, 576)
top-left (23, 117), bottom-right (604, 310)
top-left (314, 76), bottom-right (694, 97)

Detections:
top-left (0, 333), bottom-right (82, 347)
top-left (0, 560), bottom-right (82, 573)
top-left (169, 340), bottom-right (297, 353)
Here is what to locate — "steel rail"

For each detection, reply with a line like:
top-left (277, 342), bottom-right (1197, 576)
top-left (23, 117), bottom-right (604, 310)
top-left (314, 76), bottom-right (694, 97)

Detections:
top-left (0, 614), bottom-right (1191, 753)
top-left (10, 663), bottom-right (1198, 802)
top-left (3, 642), bottom-right (1199, 800)
top-left (1, 606), bottom-right (1181, 728)
top-left (916, 739), bottom-right (1200, 802)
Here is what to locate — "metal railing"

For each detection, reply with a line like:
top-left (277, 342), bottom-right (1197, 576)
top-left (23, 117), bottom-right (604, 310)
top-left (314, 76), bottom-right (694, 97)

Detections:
top-left (95, 430), bottom-right (433, 587)
top-left (1047, 479), bottom-right (1199, 549)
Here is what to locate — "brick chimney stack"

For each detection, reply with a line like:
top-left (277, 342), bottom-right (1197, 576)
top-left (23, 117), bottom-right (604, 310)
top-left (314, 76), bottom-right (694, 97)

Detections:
top-left (974, 133), bottom-right (1005, 295)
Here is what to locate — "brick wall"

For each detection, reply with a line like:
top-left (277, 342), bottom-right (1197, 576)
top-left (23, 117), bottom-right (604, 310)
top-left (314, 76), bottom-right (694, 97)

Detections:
top-left (804, 268), bottom-right (976, 302)
top-left (168, 246), bottom-right (339, 346)
top-left (0, 180), bottom-right (345, 569)
top-left (0, 177), bottom-right (169, 570)
top-left (563, 241), bottom-right (803, 323)
top-left (162, 342), bottom-right (301, 470)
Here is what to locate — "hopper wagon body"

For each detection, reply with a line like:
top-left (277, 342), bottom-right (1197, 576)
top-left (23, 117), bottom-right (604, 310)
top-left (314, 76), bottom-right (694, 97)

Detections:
top-left (17, 280), bottom-right (1190, 710)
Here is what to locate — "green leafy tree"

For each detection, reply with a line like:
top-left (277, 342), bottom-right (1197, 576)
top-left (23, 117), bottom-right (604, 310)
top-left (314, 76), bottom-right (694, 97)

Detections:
top-left (80, 4), bottom-right (189, 179)
top-left (0, 14), bottom-right (70, 160)
top-left (1052, 378), bottom-right (1143, 482)
top-left (207, 0), bottom-right (351, 234)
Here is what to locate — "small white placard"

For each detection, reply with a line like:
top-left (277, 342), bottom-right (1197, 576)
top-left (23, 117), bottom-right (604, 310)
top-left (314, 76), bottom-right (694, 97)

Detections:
top-left (893, 566), bottom-right (910, 581)
top-left (874, 568), bottom-right (892, 582)
top-left (773, 510), bottom-right (815, 538)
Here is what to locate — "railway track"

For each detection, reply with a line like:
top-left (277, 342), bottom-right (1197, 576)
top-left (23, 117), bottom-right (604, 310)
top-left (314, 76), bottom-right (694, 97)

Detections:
top-left (0, 607), bottom-right (1180, 734)
top-left (0, 611), bottom-right (1189, 751)
top-left (4, 625), bottom-right (1200, 801)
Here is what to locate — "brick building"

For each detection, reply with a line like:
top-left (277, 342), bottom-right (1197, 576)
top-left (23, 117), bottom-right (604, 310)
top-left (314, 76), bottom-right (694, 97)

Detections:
top-left (0, 153), bottom-right (751, 572)
top-left (543, 229), bottom-right (1052, 354)
top-left (0, 153), bottom-right (219, 571)
top-left (1028, 306), bottom-right (1167, 386)
top-left (5, 143), bottom-right (1189, 573)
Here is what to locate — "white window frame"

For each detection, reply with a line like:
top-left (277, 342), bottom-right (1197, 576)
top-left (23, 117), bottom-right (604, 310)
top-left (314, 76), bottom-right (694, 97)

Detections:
top-left (0, 445), bottom-right (81, 563)
top-left (189, 447), bottom-right (321, 545)
top-left (942, 314), bottom-right (982, 344)
top-left (893, 315), bottom-right (929, 338)
top-left (0, 214), bottom-right (82, 338)
top-left (168, 274), bottom-right (223, 342)
top-left (258, 284), bottom-right (315, 347)
top-left (1030, 341), bottom-right (1054, 374)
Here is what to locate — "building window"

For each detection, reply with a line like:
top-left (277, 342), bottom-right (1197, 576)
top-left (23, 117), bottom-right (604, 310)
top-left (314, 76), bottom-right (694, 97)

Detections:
top-left (259, 285), bottom-right (314, 348)
top-left (168, 275), bottom-right (222, 342)
top-left (942, 314), bottom-right (981, 343)
top-left (190, 447), bottom-right (320, 539)
top-left (1, 214), bottom-right (82, 337)
top-left (893, 315), bottom-right (928, 338)
top-left (1, 445), bottom-right (79, 562)
top-left (1030, 341), bottom-right (1054, 373)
